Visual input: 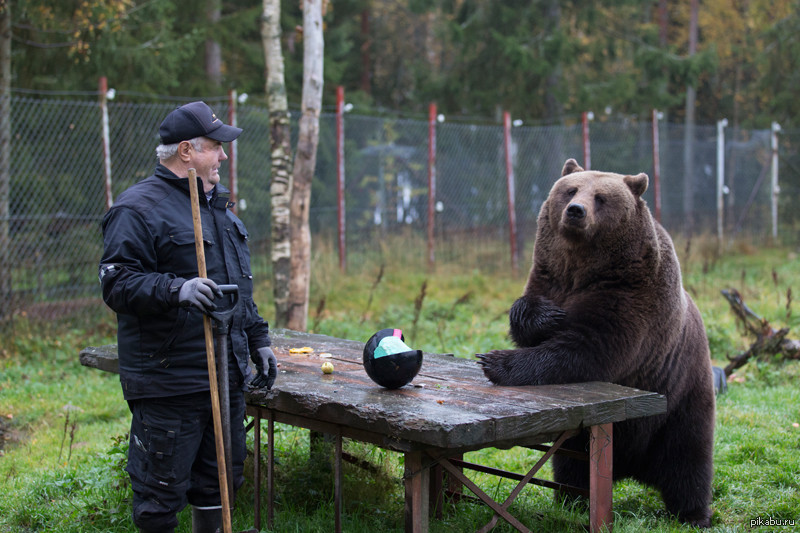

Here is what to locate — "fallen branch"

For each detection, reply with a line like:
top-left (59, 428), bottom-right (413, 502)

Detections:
top-left (721, 288), bottom-right (800, 377)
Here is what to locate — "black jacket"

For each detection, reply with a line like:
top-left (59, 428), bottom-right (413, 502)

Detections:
top-left (99, 163), bottom-right (270, 400)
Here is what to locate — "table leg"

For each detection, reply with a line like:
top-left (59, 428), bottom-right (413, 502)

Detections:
top-left (429, 451), bottom-right (464, 520)
top-left (253, 411), bottom-right (261, 530)
top-left (446, 453), bottom-right (463, 496)
top-left (429, 463), bottom-right (443, 519)
top-left (404, 451), bottom-right (430, 533)
top-left (334, 430), bottom-right (343, 533)
top-left (267, 412), bottom-right (275, 530)
top-left (589, 423), bottom-right (613, 533)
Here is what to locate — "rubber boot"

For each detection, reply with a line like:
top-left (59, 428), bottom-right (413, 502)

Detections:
top-left (191, 505), bottom-right (222, 533)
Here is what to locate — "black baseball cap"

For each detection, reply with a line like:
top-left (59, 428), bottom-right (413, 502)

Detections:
top-left (159, 101), bottom-right (242, 145)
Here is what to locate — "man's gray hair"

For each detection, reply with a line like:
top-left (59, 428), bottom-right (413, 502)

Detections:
top-left (156, 137), bottom-right (205, 161)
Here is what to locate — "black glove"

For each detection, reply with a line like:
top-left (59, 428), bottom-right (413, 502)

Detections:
top-left (178, 277), bottom-right (222, 313)
top-left (250, 346), bottom-right (278, 390)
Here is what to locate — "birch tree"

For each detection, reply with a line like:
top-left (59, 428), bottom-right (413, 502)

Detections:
top-left (261, 0), bottom-right (293, 326)
top-left (287, 0), bottom-right (324, 331)
top-left (262, 0), bottom-right (324, 331)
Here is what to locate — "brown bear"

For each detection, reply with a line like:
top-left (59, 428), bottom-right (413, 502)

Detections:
top-left (477, 158), bottom-right (714, 527)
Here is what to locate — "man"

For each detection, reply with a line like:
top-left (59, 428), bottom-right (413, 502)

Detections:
top-left (99, 101), bottom-right (277, 533)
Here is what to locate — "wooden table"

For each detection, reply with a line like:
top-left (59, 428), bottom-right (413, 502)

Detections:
top-left (80, 328), bottom-right (666, 533)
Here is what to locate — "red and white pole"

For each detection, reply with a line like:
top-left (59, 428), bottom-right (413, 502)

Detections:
top-left (99, 76), bottom-right (113, 210)
top-left (503, 111), bottom-right (518, 276)
top-left (227, 90), bottom-right (238, 215)
top-left (652, 109), bottom-right (662, 223)
top-left (427, 103), bottom-right (437, 271)
top-left (582, 111), bottom-right (591, 170)
top-left (336, 86), bottom-right (346, 272)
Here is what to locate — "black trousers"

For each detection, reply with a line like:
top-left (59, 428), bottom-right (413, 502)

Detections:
top-left (126, 389), bottom-right (246, 531)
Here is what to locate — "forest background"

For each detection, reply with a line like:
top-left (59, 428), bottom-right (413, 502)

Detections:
top-left (7, 0), bottom-right (800, 129)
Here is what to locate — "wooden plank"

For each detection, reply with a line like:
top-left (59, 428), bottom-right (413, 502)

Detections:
top-left (80, 331), bottom-right (666, 451)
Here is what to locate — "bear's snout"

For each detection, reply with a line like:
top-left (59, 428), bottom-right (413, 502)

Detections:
top-left (566, 203), bottom-right (586, 220)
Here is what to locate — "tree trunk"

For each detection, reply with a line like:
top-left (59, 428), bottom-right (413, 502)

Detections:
top-left (287, 0), bottom-right (324, 332)
top-left (205, 0), bottom-right (222, 88)
top-left (542, 0), bottom-right (563, 124)
top-left (682, 0), bottom-right (698, 232)
top-left (360, 8), bottom-right (370, 94)
top-left (657, 0), bottom-right (668, 46)
top-left (261, 0), bottom-right (293, 327)
top-left (0, 1), bottom-right (11, 316)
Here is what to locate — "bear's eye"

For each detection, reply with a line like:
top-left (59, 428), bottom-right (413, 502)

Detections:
top-left (566, 187), bottom-right (577, 198)
top-left (595, 194), bottom-right (605, 206)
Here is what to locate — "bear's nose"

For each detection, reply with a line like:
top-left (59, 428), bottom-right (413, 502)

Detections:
top-left (566, 203), bottom-right (586, 220)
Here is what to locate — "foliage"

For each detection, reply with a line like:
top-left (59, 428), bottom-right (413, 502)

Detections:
top-left (6, 0), bottom-right (800, 128)
top-left (1, 247), bottom-right (800, 531)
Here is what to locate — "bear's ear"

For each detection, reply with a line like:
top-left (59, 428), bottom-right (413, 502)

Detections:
top-left (561, 158), bottom-right (584, 176)
top-left (624, 172), bottom-right (649, 198)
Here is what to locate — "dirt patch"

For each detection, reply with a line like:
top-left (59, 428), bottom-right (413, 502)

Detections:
top-left (0, 416), bottom-right (24, 456)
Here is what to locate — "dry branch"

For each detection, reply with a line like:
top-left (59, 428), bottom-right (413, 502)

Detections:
top-left (721, 288), bottom-right (800, 377)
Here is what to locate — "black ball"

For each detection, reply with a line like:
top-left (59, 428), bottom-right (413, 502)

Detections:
top-left (362, 328), bottom-right (423, 389)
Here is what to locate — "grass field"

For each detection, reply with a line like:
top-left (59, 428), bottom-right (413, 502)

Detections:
top-left (1, 243), bottom-right (799, 532)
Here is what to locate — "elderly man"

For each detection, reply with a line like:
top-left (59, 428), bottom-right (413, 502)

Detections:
top-left (99, 101), bottom-right (277, 533)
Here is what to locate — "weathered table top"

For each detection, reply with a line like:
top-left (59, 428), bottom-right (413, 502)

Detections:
top-left (80, 328), bottom-right (666, 453)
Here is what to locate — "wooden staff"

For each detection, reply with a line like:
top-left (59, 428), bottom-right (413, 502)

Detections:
top-left (187, 167), bottom-right (233, 533)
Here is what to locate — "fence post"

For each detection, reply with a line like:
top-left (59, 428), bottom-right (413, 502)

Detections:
top-left (99, 76), bottom-right (113, 210)
top-left (228, 89), bottom-right (238, 215)
top-left (652, 109), bottom-right (662, 224)
top-left (716, 118), bottom-right (728, 249)
top-left (336, 85), bottom-right (346, 272)
top-left (771, 121), bottom-right (781, 241)
top-left (427, 102), bottom-right (437, 271)
top-left (582, 111), bottom-right (592, 169)
top-left (503, 111), bottom-right (518, 276)
top-left (0, 4), bottom-right (9, 312)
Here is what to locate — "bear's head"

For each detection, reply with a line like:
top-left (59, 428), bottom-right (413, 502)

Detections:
top-left (543, 158), bottom-right (649, 247)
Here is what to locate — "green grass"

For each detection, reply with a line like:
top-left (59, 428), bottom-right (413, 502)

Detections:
top-left (1, 243), bottom-right (799, 532)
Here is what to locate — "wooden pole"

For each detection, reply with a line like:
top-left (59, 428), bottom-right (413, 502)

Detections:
top-left (582, 111), bottom-right (591, 170)
top-left (99, 76), bottom-right (113, 210)
top-left (503, 111), bottom-right (518, 277)
top-left (652, 109), bottom-right (662, 224)
top-left (771, 122), bottom-right (781, 241)
top-left (716, 118), bottom-right (728, 249)
top-left (227, 90), bottom-right (238, 215)
top-left (427, 103), bottom-right (437, 272)
top-left (187, 168), bottom-right (233, 533)
top-left (336, 85), bottom-right (346, 272)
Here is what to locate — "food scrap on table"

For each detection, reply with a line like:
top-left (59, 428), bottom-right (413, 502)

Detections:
top-left (289, 346), bottom-right (314, 355)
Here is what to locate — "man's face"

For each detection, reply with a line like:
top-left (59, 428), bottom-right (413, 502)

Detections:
top-left (189, 137), bottom-right (228, 193)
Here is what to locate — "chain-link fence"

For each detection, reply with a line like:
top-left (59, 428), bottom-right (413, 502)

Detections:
top-left (2, 91), bottom-right (798, 321)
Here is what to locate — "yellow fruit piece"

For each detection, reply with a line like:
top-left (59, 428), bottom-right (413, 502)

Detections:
top-left (289, 346), bottom-right (314, 354)
top-left (321, 362), bottom-right (334, 374)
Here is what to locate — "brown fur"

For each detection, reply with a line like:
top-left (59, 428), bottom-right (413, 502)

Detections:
top-left (477, 159), bottom-right (715, 527)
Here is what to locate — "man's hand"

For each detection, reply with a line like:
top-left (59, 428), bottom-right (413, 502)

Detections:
top-left (251, 346), bottom-right (278, 390)
top-left (178, 277), bottom-right (222, 313)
